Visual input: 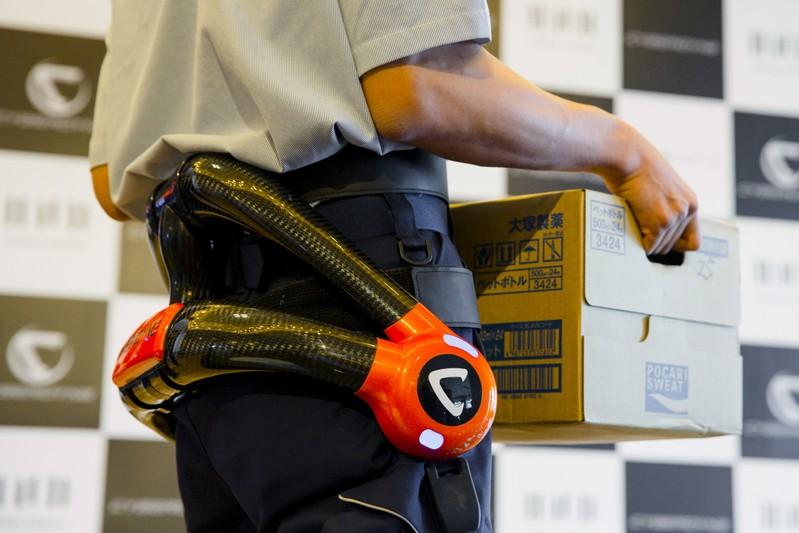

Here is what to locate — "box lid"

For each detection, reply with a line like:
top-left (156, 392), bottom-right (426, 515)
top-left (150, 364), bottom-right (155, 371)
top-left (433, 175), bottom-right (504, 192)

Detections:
top-left (583, 190), bottom-right (740, 326)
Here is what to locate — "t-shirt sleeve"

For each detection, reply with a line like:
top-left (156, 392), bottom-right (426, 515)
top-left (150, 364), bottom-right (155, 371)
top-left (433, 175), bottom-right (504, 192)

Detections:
top-left (337, 0), bottom-right (492, 76)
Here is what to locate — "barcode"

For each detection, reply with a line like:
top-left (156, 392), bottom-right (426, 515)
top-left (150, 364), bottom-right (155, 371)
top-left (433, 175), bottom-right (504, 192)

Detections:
top-left (494, 364), bottom-right (561, 394)
top-left (504, 327), bottom-right (560, 358)
top-left (480, 320), bottom-right (562, 361)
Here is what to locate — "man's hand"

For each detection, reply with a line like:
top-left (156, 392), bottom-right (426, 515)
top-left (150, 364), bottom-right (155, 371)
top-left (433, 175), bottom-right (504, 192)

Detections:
top-left (595, 124), bottom-right (700, 255)
top-left (361, 42), bottom-right (701, 254)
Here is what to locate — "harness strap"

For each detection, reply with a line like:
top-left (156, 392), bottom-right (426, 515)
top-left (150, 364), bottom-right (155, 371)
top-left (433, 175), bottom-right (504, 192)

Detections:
top-left (286, 145), bottom-right (448, 203)
top-left (384, 193), bottom-right (432, 266)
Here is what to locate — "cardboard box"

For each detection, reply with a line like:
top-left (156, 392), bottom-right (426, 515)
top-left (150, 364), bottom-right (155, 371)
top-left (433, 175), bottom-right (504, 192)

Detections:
top-left (450, 189), bottom-right (741, 443)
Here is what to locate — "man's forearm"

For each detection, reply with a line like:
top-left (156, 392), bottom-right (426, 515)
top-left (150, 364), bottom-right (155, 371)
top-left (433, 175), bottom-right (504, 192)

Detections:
top-left (361, 43), bottom-right (637, 180)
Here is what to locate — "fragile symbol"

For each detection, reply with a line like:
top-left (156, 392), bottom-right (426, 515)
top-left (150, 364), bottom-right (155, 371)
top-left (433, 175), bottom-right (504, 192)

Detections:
top-left (519, 239), bottom-right (539, 264)
top-left (542, 237), bottom-right (563, 262)
top-left (474, 244), bottom-right (493, 268)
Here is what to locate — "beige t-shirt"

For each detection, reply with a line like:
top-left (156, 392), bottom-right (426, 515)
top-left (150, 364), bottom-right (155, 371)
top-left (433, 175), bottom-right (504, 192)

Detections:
top-left (90, 0), bottom-right (491, 220)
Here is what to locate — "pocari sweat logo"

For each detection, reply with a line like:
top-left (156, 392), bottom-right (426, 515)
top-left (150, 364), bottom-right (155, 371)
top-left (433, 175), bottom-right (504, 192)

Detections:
top-left (645, 362), bottom-right (689, 415)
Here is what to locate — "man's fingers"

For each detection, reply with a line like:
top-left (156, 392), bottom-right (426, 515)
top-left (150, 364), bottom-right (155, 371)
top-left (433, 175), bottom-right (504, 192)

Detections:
top-left (652, 214), bottom-right (691, 256)
top-left (671, 216), bottom-right (701, 252)
top-left (645, 215), bottom-right (678, 255)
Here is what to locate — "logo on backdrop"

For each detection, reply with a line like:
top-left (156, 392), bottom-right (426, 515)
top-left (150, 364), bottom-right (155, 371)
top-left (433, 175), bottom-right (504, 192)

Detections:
top-left (525, 4), bottom-right (598, 40)
top-left (25, 60), bottom-right (92, 119)
top-left (754, 259), bottom-right (799, 291)
top-left (0, 296), bottom-right (104, 428)
top-left (749, 31), bottom-right (799, 65)
top-left (742, 345), bottom-right (799, 459)
top-left (765, 373), bottom-right (799, 427)
top-left (623, 0), bottom-right (723, 98)
top-left (645, 362), bottom-right (689, 415)
top-left (736, 112), bottom-right (799, 221)
top-left (523, 491), bottom-right (599, 526)
top-left (0, 27), bottom-right (104, 156)
top-left (104, 440), bottom-right (185, 531)
top-left (6, 326), bottom-right (75, 387)
top-left (760, 138), bottom-right (799, 191)
top-left (626, 463), bottom-right (733, 533)
top-left (0, 474), bottom-right (72, 511)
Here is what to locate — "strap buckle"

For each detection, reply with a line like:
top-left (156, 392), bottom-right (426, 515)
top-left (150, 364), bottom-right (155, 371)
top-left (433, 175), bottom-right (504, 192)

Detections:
top-left (398, 238), bottom-right (433, 266)
top-left (424, 458), bottom-right (480, 533)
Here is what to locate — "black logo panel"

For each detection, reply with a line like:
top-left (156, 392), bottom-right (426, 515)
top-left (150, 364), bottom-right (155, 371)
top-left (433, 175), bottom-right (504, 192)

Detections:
top-left (623, 0), bottom-right (723, 98)
top-left (742, 345), bottom-right (799, 459)
top-left (104, 440), bottom-right (185, 533)
top-left (735, 112), bottom-right (799, 221)
top-left (0, 295), bottom-right (105, 428)
top-left (626, 463), bottom-right (733, 533)
top-left (0, 28), bottom-right (105, 156)
top-left (418, 354), bottom-right (482, 426)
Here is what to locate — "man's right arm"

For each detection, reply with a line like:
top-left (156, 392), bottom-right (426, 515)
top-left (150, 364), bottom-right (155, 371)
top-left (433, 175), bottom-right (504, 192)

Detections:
top-left (361, 42), bottom-right (699, 255)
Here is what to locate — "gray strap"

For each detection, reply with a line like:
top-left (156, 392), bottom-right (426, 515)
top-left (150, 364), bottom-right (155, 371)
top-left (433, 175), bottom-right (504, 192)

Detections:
top-left (411, 267), bottom-right (480, 329)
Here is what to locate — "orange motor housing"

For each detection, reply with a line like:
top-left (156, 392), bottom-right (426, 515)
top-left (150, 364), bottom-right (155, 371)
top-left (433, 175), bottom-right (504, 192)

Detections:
top-left (358, 303), bottom-right (496, 460)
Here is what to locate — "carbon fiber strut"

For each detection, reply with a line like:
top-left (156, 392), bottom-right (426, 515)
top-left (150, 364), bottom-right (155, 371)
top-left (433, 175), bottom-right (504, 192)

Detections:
top-left (177, 154), bottom-right (417, 326)
top-left (164, 301), bottom-right (376, 390)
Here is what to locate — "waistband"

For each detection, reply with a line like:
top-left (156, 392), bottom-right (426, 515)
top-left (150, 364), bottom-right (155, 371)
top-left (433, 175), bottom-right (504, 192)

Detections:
top-left (284, 145), bottom-right (449, 203)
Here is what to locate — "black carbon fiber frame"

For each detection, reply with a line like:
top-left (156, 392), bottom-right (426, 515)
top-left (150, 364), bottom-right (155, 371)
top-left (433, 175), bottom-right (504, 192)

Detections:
top-left (163, 301), bottom-right (377, 390)
top-left (176, 154), bottom-right (418, 327)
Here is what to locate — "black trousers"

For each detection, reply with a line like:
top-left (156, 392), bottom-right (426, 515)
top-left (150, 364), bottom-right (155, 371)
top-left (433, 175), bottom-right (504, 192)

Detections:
top-left (173, 194), bottom-right (493, 532)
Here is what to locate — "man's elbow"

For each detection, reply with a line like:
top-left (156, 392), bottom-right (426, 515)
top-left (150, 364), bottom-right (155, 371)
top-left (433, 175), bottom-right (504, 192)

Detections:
top-left (361, 65), bottom-right (439, 145)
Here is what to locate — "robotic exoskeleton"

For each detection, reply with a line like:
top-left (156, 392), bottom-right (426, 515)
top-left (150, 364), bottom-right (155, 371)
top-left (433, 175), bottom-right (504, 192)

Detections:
top-left (112, 154), bottom-right (496, 460)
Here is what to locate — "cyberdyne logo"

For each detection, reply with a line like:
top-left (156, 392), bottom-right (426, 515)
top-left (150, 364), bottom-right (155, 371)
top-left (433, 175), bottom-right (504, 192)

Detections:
top-left (760, 137), bottom-right (799, 191)
top-left (766, 372), bottom-right (799, 427)
top-left (6, 325), bottom-right (75, 386)
top-left (429, 368), bottom-right (470, 417)
top-left (25, 59), bottom-right (92, 118)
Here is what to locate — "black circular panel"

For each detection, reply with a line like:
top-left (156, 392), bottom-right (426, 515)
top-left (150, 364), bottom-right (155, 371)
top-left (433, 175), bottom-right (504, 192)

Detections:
top-left (417, 354), bottom-right (482, 426)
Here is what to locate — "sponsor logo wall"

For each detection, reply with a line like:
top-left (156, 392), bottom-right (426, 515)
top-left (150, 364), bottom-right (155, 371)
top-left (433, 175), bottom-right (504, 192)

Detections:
top-left (0, 1), bottom-right (798, 532)
top-left (735, 112), bottom-right (799, 221)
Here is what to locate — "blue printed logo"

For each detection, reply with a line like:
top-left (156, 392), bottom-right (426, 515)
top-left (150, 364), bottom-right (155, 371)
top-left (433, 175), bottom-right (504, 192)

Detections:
top-left (645, 362), bottom-right (689, 415)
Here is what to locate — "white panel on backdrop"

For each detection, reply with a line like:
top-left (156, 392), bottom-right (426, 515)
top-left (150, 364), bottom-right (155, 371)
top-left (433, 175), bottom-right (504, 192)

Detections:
top-left (726, 0), bottom-right (799, 117)
top-left (616, 91), bottom-right (734, 219)
top-left (738, 217), bottom-right (799, 348)
top-left (494, 447), bottom-right (624, 533)
top-left (499, 0), bottom-right (621, 96)
top-left (0, 0), bottom-right (109, 37)
top-left (0, 150), bottom-right (120, 299)
top-left (446, 161), bottom-right (507, 202)
top-left (735, 459), bottom-right (799, 533)
top-left (100, 294), bottom-right (169, 440)
top-left (617, 436), bottom-right (739, 465)
top-left (0, 427), bottom-right (105, 533)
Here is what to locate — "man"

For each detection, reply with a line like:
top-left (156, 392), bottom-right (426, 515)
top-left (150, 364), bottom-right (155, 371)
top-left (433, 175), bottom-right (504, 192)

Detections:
top-left (91, 2), bottom-right (698, 532)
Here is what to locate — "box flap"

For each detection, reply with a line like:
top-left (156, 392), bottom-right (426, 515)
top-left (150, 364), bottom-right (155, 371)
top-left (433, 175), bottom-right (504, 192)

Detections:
top-left (583, 190), bottom-right (739, 326)
top-left (583, 315), bottom-right (742, 435)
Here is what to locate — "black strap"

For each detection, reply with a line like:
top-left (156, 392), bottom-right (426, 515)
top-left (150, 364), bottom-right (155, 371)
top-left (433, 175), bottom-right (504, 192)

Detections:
top-left (425, 458), bottom-right (481, 533)
top-left (284, 145), bottom-right (449, 203)
top-left (384, 193), bottom-right (433, 266)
